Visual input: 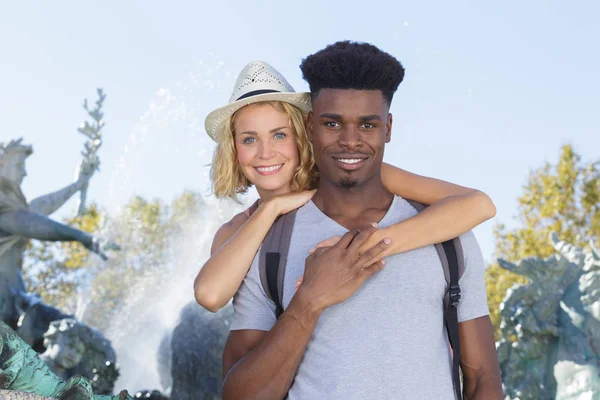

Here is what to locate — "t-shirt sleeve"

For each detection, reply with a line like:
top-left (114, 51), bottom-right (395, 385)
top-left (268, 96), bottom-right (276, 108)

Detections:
top-left (456, 231), bottom-right (490, 323)
top-left (230, 257), bottom-right (277, 331)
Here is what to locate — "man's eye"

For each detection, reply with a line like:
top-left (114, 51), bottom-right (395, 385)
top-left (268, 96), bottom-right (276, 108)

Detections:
top-left (362, 123), bottom-right (376, 129)
top-left (242, 137), bottom-right (255, 144)
top-left (274, 132), bottom-right (286, 140)
top-left (324, 121), bottom-right (340, 128)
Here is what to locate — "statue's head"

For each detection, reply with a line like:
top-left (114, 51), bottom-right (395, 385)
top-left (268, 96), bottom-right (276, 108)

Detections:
top-left (0, 138), bottom-right (32, 185)
top-left (43, 318), bottom-right (86, 370)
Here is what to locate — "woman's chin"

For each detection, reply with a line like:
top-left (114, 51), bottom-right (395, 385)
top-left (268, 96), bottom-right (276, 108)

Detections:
top-left (253, 181), bottom-right (293, 196)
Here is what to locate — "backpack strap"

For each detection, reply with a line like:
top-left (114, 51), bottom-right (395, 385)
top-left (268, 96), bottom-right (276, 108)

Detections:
top-left (405, 200), bottom-right (465, 400)
top-left (259, 210), bottom-right (298, 319)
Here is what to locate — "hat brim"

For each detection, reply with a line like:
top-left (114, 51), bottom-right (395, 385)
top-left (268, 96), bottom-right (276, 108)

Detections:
top-left (204, 92), bottom-right (312, 142)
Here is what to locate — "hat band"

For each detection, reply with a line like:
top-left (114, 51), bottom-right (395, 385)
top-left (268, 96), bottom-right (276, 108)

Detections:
top-left (236, 89), bottom-right (280, 101)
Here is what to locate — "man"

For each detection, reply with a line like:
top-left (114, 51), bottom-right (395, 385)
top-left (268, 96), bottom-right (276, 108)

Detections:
top-left (222, 41), bottom-right (502, 399)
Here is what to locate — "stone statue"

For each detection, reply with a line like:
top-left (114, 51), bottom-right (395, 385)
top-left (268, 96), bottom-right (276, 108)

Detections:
top-left (34, 316), bottom-right (119, 395)
top-left (158, 301), bottom-right (232, 399)
top-left (497, 233), bottom-right (600, 399)
top-left (67, 321), bottom-right (118, 395)
top-left (0, 320), bottom-right (132, 399)
top-left (0, 138), bottom-right (119, 330)
top-left (39, 319), bottom-right (86, 381)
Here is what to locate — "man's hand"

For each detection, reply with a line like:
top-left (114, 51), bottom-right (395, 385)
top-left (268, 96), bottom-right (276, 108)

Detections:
top-left (294, 223), bottom-right (391, 311)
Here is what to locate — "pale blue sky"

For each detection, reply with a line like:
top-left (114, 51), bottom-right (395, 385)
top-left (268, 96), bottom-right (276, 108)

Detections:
top-left (1, 1), bottom-right (599, 261)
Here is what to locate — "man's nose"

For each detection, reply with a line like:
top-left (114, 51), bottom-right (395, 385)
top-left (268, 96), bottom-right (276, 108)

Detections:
top-left (338, 126), bottom-right (362, 150)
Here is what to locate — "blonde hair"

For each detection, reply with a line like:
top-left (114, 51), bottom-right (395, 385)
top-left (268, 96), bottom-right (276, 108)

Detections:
top-left (210, 101), bottom-right (317, 200)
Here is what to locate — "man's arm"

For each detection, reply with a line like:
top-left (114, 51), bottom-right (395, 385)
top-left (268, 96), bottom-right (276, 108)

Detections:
top-left (455, 232), bottom-right (503, 399)
top-left (222, 226), bottom-right (389, 399)
top-left (222, 297), bottom-right (321, 399)
top-left (459, 316), bottom-right (503, 399)
top-left (28, 181), bottom-right (83, 216)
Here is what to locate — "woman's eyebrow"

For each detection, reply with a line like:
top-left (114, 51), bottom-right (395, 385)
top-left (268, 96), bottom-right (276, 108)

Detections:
top-left (269, 126), bottom-right (288, 133)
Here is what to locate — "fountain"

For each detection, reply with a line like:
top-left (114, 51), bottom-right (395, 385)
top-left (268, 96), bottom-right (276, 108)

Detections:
top-left (0, 58), bottom-right (257, 398)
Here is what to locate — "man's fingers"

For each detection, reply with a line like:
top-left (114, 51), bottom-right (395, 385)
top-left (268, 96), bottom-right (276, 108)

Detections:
top-left (306, 246), bottom-right (328, 260)
top-left (309, 236), bottom-right (342, 254)
top-left (335, 229), bottom-right (361, 249)
top-left (347, 222), bottom-right (379, 252)
top-left (360, 260), bottom-right (385, 280)
top-left (357, 238), bottom-right (392, 268)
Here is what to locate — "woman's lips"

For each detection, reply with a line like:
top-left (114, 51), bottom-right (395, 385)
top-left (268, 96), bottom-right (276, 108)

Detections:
top-left (254, 164), bottom-right (284, 176)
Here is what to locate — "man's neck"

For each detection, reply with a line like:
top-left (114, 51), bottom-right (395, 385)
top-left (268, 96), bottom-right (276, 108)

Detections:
top-left (312, 176), bottom-right (394, 229)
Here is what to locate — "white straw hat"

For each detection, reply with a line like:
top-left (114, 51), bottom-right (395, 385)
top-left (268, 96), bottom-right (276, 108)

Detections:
top-left (204, 61), bottom-right (312, 142)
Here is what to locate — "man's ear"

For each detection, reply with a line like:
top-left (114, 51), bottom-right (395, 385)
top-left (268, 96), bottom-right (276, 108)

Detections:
top-left (307, 111), bottom-right (314, 141)
top-left (386, 113), bottom-right (392, 143)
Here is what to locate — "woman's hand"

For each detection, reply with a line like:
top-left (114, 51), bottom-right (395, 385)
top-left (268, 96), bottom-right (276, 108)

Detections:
top-left (309, 236), bottom-right (342, 254)
top-left (269, 190), bottom-right (316, 216)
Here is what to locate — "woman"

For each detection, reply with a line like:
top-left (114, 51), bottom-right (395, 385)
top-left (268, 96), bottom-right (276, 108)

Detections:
top-left (194, 61), bottom-right (495, 312)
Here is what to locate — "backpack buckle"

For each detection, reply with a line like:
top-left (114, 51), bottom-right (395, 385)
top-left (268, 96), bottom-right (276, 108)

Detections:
top-left (449, 284), bottom-right (461, 308)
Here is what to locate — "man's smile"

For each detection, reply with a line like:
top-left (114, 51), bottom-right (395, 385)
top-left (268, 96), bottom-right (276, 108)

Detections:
top-left (332, 155), bottom-right (369, 171)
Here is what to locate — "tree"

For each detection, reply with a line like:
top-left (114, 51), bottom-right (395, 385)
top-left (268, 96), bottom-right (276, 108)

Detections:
top-left (23, 190), bottom-right (217, 332)
top-left (486, 144), bottom-right (600, 339)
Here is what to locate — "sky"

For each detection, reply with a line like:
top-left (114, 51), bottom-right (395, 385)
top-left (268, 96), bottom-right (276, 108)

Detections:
top-left (1, 1), bottom-right (599, 262)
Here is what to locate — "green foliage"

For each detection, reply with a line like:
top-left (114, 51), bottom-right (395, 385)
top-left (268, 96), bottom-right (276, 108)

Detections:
top-left (23, 190), bottom-right (207, 331)
top-left (486, 144), bottom-right (600, 340)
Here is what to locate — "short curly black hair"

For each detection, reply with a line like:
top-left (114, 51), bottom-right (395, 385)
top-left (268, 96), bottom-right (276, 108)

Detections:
top-left (300, 41), bottom-right (405, 106)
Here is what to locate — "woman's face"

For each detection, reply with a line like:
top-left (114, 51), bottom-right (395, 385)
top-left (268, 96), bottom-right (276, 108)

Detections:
top-left (234, 103), bottom-right (299, 197)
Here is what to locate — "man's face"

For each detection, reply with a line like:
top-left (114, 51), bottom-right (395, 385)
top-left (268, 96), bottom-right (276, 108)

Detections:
top-left (308, 89), bottom-right (392, 189)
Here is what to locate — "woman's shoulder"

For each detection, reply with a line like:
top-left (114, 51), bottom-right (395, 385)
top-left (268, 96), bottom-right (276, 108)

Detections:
top-left (222, 211), bottom-right (250, 232)
top-left (211, 211), bottom-right (250, 250)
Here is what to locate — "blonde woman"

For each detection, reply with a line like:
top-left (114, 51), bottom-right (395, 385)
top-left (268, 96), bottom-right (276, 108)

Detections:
top-left (194, 61), bottom-right (495, 312)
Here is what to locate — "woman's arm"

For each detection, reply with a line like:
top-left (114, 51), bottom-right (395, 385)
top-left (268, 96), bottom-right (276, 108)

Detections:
top-left (193, 190), bottom-right (315, 312)
top-left (364, 163), bottom-right (496, 257)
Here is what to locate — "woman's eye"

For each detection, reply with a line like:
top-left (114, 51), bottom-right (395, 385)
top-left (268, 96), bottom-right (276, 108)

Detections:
top-left (242, 137), bottom-right (255, 144)
top-left (274, 132), bottom-right (286, 140)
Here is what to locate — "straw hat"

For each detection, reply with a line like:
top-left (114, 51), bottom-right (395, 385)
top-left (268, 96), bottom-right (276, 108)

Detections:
top-left (204, 61), bottom-right (311, 141)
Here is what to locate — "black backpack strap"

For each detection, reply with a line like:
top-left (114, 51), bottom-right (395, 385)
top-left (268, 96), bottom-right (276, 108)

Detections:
top-left (259, 210), bottom-right (298, 319)
top-left (406, 200), bottom-right (464, 400)
top-left (443, 239), bottom-right (463, 400)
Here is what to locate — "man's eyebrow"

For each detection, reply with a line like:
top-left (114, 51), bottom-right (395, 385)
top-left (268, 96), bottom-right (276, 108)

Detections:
top-left (359, 115), bottom-right (382, 121)
top-left (319, 113), bottom-right (343, 120)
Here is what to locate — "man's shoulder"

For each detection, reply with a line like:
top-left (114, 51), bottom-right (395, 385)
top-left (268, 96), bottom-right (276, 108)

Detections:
top-left (457, 230), bottom-right (483, 266)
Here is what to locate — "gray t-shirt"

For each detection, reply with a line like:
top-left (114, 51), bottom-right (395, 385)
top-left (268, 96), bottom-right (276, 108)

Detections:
top-left (231, 196), bottom-right (489, 399)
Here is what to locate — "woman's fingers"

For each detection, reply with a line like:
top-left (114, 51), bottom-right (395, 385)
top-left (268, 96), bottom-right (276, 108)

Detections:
top-left (357, 237), bottom-right (392, 269)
